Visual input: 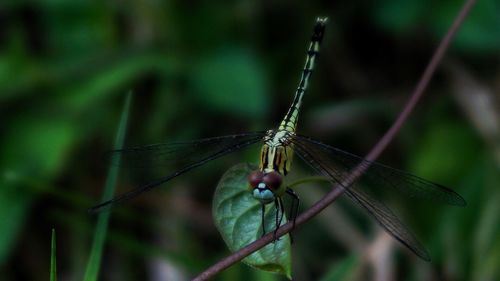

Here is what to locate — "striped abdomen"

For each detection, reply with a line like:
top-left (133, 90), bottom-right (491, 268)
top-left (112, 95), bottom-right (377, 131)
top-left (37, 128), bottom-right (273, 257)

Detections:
top-left (279, 17), bottom-right (328, 133)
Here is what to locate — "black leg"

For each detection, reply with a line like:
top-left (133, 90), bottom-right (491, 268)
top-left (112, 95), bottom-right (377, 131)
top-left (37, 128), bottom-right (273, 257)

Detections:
top-left (286, 188), bottom-right (300, 236)
top-left (278, 197), bottom-right (285, 228)
top-left (273, 198), bottom-right (281, 241)
top-left (261, 203), bottom-right (266, 237)
top-left (273, 197), bottom-right (286, 241)
top-left (274, 197), bottom-right (285, 240)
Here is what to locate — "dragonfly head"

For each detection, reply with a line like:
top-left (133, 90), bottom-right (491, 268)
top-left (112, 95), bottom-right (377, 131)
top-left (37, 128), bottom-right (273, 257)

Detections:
top-left (248, 170), bottom-right (283, 204)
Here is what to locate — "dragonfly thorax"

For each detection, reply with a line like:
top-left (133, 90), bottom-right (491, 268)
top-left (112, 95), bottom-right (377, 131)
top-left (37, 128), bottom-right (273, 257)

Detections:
top-left (248, 170), bottom-right (283, 204)
top-left (260, 130), bottom-right (295, 176)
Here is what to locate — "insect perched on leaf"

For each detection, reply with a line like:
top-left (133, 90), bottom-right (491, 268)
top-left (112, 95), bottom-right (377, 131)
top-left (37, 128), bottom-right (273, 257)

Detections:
top-left (91, 17), bottom-right (465, 261)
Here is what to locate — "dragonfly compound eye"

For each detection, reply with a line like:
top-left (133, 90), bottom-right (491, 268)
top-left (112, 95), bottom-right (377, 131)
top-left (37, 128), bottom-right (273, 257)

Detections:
top-left (263, 171), bottom-right (282, 191)
top-left (248, 171), bottom-right (264, 188)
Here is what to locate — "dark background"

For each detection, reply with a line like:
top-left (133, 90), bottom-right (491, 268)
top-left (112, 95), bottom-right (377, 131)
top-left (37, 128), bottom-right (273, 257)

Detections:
top-left (0, 1), bottom-right (499, 280)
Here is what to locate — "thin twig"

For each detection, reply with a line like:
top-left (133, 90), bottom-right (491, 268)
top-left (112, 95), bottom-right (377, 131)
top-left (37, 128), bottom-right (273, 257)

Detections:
top-left (193, 0), bottom-right (477, 279)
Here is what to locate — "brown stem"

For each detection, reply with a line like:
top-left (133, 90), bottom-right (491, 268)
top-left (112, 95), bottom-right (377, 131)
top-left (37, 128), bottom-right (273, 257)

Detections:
top-left (193, 0), bottom-right (477, 279)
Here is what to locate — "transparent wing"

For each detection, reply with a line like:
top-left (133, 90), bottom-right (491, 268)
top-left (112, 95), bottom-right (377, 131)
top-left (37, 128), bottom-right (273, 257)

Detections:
top-left (90, 132), bottom-right (266, 213)
top-left (346, 185), bottom-right (431, 260)
top-left (293, 135), bottom-right (466, 206)
top-left (292, 135), bottom-right (465, 261)
top-left (107, 132), bottom-right (264, 168)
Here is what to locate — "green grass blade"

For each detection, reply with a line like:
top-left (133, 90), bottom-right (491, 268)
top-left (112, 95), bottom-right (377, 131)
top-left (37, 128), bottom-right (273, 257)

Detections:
top-left (50, 228), bottom-right (57, 281)
top-left (83, 92), bottom-right (132, 281)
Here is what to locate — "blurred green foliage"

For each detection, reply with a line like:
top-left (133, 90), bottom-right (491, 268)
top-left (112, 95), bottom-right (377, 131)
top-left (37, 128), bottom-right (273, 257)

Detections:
top-left (375, 0), bottom-right (500, 53)
top-left (0, 0), bottom-right (498, 280)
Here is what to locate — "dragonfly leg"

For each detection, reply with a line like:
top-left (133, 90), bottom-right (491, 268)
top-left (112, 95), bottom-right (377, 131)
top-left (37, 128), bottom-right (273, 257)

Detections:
top-left (261, 203), bottom-right (266, 237)
top-left (286, 187), bottom-right (300, 237)
top-left (279, 197), bottom-right (285, 227)
top-left (273, 197), bottom-right (285, 241)
top-left (273, 198), bottom-right (280, 241)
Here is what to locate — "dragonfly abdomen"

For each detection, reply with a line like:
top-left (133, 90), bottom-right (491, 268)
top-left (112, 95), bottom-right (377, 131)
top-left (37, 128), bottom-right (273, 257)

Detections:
top-left (279, 17), bottom-right (328, 133)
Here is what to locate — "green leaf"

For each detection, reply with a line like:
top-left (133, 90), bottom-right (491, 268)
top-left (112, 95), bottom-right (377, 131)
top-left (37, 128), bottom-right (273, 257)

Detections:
top-left (191, 49), bottom-right (269, 118)
top-left (83, 92), bottom-right (132, 281)
top-left (50, 228), bottom-right (57, 281)
top-left (212, 163), bottom-right (292, 279)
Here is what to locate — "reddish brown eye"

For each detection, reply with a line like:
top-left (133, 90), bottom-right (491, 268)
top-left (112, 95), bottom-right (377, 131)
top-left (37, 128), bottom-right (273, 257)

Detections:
top-left (248, 171), bottom-right (264, 188)
top-left (263, 172), bottom-right (282, 190)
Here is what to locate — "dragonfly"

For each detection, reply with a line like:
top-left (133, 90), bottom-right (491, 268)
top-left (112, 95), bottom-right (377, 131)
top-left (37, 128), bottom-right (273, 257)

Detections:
top-left (90, 17), bottom-right (465, 261)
